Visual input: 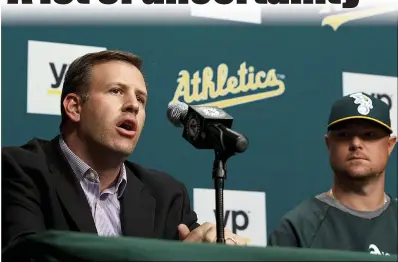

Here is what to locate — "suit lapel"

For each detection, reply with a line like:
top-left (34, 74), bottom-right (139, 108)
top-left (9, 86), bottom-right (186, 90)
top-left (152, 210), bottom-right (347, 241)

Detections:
top-left (43, 136), bottom-right (97, 234)
top-left (120, 165), bottom-right (156, 238)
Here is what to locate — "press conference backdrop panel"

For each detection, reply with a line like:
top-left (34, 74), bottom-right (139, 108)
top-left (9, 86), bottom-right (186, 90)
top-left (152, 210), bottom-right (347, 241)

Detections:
top-left (2, 20), bottom-right (397, 247)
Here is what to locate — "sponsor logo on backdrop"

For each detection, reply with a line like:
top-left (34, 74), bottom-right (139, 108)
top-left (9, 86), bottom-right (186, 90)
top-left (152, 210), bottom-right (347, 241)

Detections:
top-left (342, 72), bottom-right (398, 136)
top-left (216, 209), bottom-right (250, 234)
top-left (170, 62), bottom-right (286, 109)
top-left (27, 40), bottom-right (106, 115)
top-left (193, 188), bottom-right (267, 246)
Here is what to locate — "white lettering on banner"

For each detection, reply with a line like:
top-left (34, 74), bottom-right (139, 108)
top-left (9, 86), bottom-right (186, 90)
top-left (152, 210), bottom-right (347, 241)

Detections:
top-left (342, 72), bottom-right (398, 136)
top-left (27, 40), bottom-right (106, 116)
top-left (193, 188), bottom-right (267, 246)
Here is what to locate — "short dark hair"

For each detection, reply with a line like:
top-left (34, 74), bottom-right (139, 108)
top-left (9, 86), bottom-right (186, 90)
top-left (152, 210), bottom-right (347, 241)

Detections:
top-left (59, 50), bottom-right (143, 131)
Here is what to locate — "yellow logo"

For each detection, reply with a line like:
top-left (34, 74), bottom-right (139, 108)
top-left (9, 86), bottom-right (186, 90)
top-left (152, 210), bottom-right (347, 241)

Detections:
top-left (321, 4), bottom-right (398, 31)
top-left (170, 62), bottom-right (286, 109)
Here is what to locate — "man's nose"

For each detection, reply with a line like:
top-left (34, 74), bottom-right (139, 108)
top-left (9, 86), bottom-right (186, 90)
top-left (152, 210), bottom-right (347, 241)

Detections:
top-left (349, 135), bottom-right (363, 150)
top-left (122, 95), bottom-right (139, 114)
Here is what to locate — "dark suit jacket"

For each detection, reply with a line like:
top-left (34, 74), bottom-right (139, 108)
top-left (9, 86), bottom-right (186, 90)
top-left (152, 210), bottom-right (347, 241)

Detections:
top-left (2, 136), bottom-right (200, 249)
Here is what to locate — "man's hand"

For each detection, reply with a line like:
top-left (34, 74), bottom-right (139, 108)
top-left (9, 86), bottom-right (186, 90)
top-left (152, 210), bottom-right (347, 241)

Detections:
top-left (178, 223), bottom-right (248, 246)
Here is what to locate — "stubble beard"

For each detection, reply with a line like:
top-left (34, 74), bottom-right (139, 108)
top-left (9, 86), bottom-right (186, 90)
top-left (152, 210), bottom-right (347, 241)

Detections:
top-left (332, 163), bottom-right (381, 190)
top-left (84, 126), bottom-right (134, 163)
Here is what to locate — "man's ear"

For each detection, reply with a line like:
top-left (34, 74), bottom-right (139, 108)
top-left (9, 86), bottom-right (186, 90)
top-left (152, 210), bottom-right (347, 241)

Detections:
top-left (63, 93), bottom-right (82, 124)
top-left (388, 135), bottom-right (397, 155)
top-left (325, 134), bottom-right (330, 150)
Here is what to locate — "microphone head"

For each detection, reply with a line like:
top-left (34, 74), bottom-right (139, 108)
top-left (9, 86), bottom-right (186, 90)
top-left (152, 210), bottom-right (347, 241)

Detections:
top-left (167, 101), bottom-right (189, 127)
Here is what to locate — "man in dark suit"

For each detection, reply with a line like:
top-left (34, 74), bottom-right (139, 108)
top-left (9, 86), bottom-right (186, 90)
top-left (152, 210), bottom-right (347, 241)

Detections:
top-left (2, 50), bottom-right (247, 249)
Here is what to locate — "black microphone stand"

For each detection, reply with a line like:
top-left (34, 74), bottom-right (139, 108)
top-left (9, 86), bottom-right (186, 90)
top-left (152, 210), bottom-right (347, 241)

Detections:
top-left (182, 115), bottom-right (248, 244)
top-left (206, 123), bottom-right (248, 244)
top-left (212, 149), bottom-right (234, 244)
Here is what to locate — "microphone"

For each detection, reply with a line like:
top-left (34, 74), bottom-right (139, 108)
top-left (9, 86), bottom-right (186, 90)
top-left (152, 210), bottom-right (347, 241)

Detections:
top-left (167, 101), bottom-right (249, 244)
top-left (167, 101), bottom-right (249, 154)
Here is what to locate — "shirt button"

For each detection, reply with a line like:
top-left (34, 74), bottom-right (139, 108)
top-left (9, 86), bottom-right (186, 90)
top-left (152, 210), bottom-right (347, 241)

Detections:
top-left (87, 172), bottom-right (98, 183)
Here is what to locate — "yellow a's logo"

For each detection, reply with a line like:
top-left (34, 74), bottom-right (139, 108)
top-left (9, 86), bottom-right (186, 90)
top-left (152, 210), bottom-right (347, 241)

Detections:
top-left (170, 62), bottom-right (286, 109)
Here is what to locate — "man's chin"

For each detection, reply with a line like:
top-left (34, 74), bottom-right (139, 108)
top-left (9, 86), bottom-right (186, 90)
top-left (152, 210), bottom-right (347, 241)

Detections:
top-left (116, 147), bottom-right (134, 157)
top-left (106, 143), bottom-right (135, 158)
top-left (344, 170), bottom-right (379, 181)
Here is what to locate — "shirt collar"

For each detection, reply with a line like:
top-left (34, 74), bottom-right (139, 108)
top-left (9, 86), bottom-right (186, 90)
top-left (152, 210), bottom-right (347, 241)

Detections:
top-left (59, 136), bottom-right (127, 198)
top-left (115, 164), bottom-right (127, 198)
